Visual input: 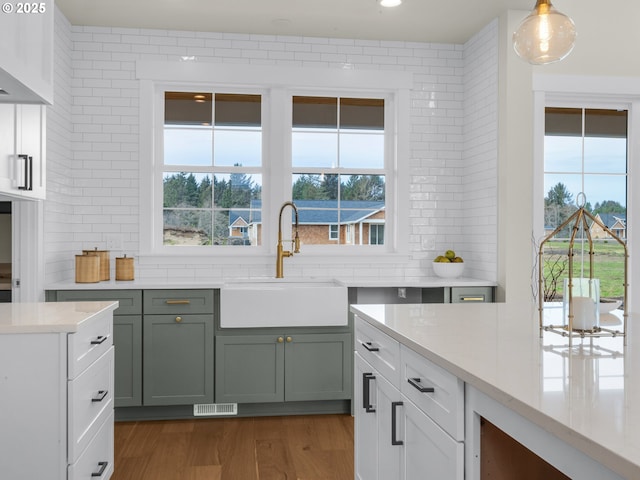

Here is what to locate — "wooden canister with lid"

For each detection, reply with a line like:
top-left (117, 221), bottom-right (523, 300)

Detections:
top-left (82, 247), bottom-right (110, 281)
top-left (115, 254), bottom-right (134, 281)
top-left (75, 253), bottom-right (100, 283)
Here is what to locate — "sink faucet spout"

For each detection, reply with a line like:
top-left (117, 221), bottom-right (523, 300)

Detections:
top-left (276, 201), bottom-right (300, 278)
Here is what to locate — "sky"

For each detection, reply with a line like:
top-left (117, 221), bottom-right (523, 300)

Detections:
top-left (544, 136), bottom-right (627, 207)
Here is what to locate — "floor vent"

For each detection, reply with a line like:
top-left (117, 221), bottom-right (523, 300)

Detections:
top-left (194, 403), bottom-right (238, 417)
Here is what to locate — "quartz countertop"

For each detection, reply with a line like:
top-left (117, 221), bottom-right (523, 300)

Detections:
top-left (350, 302), bottom-right (638, 479)
top-left (45, 276), bottom-right (495, 290)
top-left (0, 301), bottom-right (118, 334)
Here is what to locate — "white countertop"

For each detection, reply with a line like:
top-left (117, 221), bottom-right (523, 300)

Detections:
top-left (45, 276), bottom-right (495, 290)
top-left (0, 301), bottom-right (118, 334)
top-left (350, 302), bottom-right (638, 479)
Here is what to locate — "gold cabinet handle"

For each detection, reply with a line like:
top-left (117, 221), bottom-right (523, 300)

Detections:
top-left (166, 299), bottom-right (191, 305)
top-left (286, 336), bottom-right (292, 343)
top-left (460, 296), bottom-right (485, 302)
top-left (175, 316), bottom-right (182, 323)
top-left (277, 336), bottom-right (284, 343)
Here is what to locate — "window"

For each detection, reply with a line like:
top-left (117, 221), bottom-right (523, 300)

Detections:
top-left (370, 224), bottom-right (385, 245)
top-left (543, 107), bottom-right (628, 301)
top-left (162, 92), bottom-right (263, 246)
top-left (291, 96), bottom-right (386, 246)
top-left (139, 61), bottom-right (410, 257)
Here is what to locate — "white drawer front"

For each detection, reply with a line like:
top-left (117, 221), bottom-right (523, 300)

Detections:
top-left (68, 347), bottom-right (114, 463)
top-left (355, 317), bottom-right (401, 388)
top-left (68, 410), bottom-right (114, 480)
top-left (68, 308), bottom-right (113, 379)
top-left (400, 344), bottom-right (464, 441)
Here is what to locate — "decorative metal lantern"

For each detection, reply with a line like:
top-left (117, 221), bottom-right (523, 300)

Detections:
top-left (538, 194), bottom-right (628, 345)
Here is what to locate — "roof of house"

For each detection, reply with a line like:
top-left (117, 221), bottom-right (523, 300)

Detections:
top-left (594, 213), bottom-right (626, 229)
top-left (229, 199), bottom-right (385, 226)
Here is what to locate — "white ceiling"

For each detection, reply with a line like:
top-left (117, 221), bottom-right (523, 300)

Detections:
top-left (55, 0), bottom-right (533, 44)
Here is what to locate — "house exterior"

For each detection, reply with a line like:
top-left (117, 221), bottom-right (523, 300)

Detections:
top-left (230, 200), bottom-right (385, 246)
top-left (591, 213), bottom-right (626, 240)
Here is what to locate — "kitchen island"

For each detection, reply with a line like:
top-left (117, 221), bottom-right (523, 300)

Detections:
top-left (351, 302), bottom-right (637, 479)
top-left (0, 301), bottom-right (118, 480)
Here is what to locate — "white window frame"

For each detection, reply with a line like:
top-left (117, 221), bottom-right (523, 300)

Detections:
top-left (137, 61), bottom-right (412, 263)
top-left (533, 74), bottom-right (640, 313)
top-left (328, 224), bottom-right (338, 241)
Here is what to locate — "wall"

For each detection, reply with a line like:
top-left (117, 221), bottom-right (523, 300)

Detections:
top-left (44, 14), bottom-right (500, 286)
top-left (44, 8), bottom-right (75, 285)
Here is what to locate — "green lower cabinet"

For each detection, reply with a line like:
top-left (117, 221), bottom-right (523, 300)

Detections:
top-left (143, 314), bottom-right (214, 406)
top-left (215, 335), bottom-right (285, 403)
top-left (284, 333), bottom-right (352, 401)
top-left (215, 332), bottom-right (352, 404)
top-left (113, 315), bottom-right (142, 407)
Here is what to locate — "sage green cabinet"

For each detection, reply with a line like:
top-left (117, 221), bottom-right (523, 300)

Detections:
top-left (215, 332), bottom-right (352, 404)
top-left (142, 289), bottom-right (214, 406)
top-left (50, 289), bottom-right (142, 407)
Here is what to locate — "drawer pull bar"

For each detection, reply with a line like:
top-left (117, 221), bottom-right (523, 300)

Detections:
top-left (92, 390), bottom-right (108, 402)
top-left (391, 401), bottom-right (404, 446)
top-left (363, 373), bottom-right (376, 413)
top-left (362, 342), bottom-right (379, 352)
top-left (90, 335), bottom-right (107, 345)
top-left (166, 299), bottom-right (191, 305)
top-left (91, 461), bottom-right (108, 477)
top-left (459, 296), bottom-right (485, 302)
top-left (408, 377), bottom-right (435, 393)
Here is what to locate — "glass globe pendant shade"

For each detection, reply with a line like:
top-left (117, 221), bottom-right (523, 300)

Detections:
top-left (513, 0), bottom-right (576, 65)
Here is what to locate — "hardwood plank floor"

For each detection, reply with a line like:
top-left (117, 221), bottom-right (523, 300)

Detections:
top-left (112, 414), bottom-right (354, 480)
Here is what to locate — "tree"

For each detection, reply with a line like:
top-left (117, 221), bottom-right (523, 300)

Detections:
top-left (544, 182), bottom-right (576, 235)
top-left (593, 200), bottom-right (626, 215)
top-left (342, 175), bottom-right (385, 201)
top-left (545, 182), bottom-right (573, 207)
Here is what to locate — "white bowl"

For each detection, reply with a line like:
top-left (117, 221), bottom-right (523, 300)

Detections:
top-left (599, 300), bottom-right (622, 314)
top-left (432, 261), bottom-right (465, 279)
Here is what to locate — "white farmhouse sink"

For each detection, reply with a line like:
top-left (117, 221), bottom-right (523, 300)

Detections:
top-left (220, 278), bottom-right (348, 328)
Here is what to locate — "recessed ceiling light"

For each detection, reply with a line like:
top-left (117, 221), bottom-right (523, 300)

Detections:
top-left (379, 0), bottom-right (402, 7)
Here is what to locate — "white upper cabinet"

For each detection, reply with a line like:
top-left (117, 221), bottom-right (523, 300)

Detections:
top-left (0, 0), bottom-right (53, 104)
top-left (0, 103), bottom-right (46, 200)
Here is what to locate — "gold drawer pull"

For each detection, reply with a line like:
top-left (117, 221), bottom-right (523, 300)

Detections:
top-left (166, 299), bottom-right (191, 305)
top-left (277, 337), bottom-right (284, 343)
top-left (460, 296), bottom-right (484, 302)
top-left (286, 336), bottom-right (292, 343)
top-left (175, 316), bottom-right (182, 323)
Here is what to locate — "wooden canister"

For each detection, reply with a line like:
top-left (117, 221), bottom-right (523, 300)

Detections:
top-left (75, 254), bottom-right (100, 283)
top-left (115, 255), bottom-right (134, 281)
top-left (83, 248), bottom-right (110, 281)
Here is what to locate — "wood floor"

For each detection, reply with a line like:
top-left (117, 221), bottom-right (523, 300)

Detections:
top-left (112, 414), bottom-right (354, 480)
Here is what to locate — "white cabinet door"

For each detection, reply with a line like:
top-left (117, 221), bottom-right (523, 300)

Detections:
top-left (0, 104), bottom-right (46, 200)
top-left (15, 104), bottom-right (46, 199)
top-left (376, 367), bottom-right (402, 480)
top-left (0, 104), bottom-right (16, 194)
top-left (402, 398), bottom-right (464, 480)
top-left (355, 352), bottom-right (402, 480)
top-left (355, 353), bottom-right (379, 480)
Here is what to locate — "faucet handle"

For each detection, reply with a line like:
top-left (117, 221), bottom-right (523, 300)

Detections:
top-left (293, 233), bottom-right (301, 253)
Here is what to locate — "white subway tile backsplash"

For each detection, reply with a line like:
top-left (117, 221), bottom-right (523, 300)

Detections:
top-left (44, 12), bottom-right (499, 285)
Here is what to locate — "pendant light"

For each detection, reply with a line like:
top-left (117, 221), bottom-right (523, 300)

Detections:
top-left (513, 0), bottom-right (576, 65)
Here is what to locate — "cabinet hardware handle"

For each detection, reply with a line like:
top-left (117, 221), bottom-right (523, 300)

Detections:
top-left (17, 154), bottom-right (33, 191)
top-left (175, 316), bottom-right (182, 323)
top-left (408, 377), bottom-right (435, 393)
top-left (91, 461), bottom-right (108, 477)
top-left (286, 336), bottom-right (292, 343)
top-left (362, 342), bottom-right (379, 352)
top-left (363, 373), bottom-right (376, 413)
top-left (277, 336), bottom-right (284, 343)
top-left (92, 390), bottom-right (108, 402)
top-left (460, 296), bottom-right (484, 302)
top-left (166, 299), bottom-right (191, 305)
top-left (90, 335), bottom-right (107, 345)
top-left (391, 401), bottom-right (404, 446)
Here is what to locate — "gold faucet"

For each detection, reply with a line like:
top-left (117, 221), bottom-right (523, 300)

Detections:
top-left (276, 201), bottom-right (300, 278)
